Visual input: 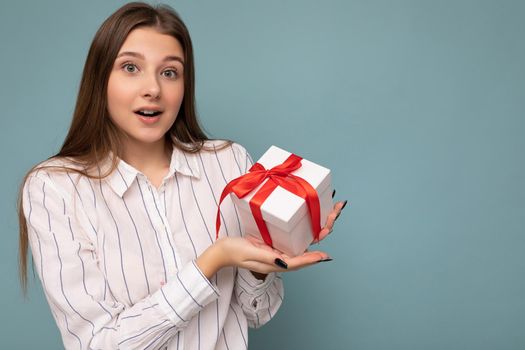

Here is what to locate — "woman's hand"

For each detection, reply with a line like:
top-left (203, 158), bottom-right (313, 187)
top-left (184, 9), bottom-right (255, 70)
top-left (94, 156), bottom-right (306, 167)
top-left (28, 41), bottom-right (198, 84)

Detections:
top-left (314, 195), bottom-right (348, 243)
top-left (196, 194), bottom-right (348, 279)
top-left (196, 236), bottom-right (331, 279)
top-left (247, 197), bottom-right (348, 270)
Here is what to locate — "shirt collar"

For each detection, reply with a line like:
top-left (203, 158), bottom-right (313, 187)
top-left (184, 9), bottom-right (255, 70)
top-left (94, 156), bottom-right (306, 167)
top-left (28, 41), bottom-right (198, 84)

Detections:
top-left (104, 142), bottom-right (201, 198)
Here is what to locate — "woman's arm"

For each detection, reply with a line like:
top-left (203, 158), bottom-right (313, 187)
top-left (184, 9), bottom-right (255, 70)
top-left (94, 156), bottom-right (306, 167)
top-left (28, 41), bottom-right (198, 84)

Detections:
top-left (196, 237), bottom-right (286, 328)
top-left (195, 194), bottom-right (346, 329)
top-left (23, 173), bottom-right (220, 350)
top-left (213, 143), bottom-right (340, 328)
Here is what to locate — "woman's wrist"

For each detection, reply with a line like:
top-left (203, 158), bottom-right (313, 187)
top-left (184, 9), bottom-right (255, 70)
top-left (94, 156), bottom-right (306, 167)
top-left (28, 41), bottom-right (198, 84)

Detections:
top-left (195, 240), bottom-right (227, 279)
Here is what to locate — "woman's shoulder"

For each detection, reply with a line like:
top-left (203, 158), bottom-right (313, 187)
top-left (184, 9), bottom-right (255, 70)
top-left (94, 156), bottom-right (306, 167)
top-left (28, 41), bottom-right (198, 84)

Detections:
top-left (199, 139), bottom-right (250, 156)
top-left (29, 156), bottom-right (82, 176)
top-left (24, 156), bottom-right (91, 190)
top-left (197, 139), bottom-right (252, 162)
top-left (196, 139), bottom-right (253, 176)
top-left (168, 133), bottom-right (249, 156)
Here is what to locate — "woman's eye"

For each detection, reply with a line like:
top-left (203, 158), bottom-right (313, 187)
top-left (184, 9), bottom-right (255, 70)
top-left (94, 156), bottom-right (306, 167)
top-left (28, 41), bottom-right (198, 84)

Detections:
top-left (162, 69), bottom-right (178, 79)
top-left (123, 63), bottom-right (137, 73)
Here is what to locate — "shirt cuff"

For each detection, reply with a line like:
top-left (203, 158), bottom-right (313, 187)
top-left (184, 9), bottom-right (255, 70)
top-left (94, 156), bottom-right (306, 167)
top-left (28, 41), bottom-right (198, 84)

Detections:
top-left (154, 260), bottom-right (220, 325)
top-left (237, 268), bottom-right (277, 294)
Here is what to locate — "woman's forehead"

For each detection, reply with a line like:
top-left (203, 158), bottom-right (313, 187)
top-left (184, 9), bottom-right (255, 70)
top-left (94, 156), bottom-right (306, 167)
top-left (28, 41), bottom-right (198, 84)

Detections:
top-left (118, 27), bottom-right (184, 62)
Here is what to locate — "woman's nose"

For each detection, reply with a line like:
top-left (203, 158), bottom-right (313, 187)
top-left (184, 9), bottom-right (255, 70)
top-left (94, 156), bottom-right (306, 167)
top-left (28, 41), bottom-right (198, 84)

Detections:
top-left (141, 74), bottom-right (161, 100)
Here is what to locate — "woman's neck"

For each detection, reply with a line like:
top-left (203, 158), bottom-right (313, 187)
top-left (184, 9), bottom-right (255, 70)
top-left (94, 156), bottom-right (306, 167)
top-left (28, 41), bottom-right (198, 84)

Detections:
top-left (120, 137), bottom-right (172, 175)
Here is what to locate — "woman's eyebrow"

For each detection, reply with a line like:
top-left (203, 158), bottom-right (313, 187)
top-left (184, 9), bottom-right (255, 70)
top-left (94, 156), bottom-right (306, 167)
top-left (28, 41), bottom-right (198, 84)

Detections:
top-left (116, 51), bottom-right (185, 65)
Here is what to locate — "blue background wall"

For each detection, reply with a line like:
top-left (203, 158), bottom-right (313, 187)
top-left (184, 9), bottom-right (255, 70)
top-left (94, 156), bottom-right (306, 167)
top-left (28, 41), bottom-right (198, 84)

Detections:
top-left (1, 0), bottom-right (524, 348)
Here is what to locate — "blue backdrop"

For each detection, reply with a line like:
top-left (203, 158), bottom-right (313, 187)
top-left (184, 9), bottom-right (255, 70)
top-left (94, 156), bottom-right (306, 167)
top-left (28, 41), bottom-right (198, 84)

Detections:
top-left (1, 1), bottom-right (524, 349)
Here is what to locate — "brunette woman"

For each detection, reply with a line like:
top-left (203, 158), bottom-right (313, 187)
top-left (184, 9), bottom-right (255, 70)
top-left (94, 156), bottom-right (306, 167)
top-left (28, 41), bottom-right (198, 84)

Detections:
top-left (18, 2), bottom-right (345, 349)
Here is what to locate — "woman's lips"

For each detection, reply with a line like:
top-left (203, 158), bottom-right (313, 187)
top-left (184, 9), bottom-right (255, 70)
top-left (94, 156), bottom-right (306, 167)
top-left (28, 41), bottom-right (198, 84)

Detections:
top-left (135, 112), bottom-right (162, 124)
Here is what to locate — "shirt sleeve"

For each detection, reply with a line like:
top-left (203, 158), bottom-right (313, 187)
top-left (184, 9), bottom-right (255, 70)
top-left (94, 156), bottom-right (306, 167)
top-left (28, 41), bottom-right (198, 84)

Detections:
top-left (230, 142), bottom-right (255, 175)
top-left (229, 143), bottom-right (286, 328)
top-left (235, 268), bottom-right (284, 329)
top-left (23, 173), bottom-right (220, 350)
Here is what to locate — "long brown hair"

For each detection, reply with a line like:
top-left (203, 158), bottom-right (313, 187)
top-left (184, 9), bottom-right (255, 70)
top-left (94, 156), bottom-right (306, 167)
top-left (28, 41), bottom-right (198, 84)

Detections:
top-left (18, 2), bottom-right (230, 295)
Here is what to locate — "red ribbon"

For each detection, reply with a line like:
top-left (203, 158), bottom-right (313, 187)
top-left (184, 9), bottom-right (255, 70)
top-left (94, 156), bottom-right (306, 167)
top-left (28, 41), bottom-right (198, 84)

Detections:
top-left (215, 153), bottom-right (321, 247)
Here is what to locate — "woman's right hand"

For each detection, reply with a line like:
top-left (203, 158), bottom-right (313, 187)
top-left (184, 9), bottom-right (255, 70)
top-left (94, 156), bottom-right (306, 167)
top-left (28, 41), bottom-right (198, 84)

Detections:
top-left (196, 236), bottom-right (330, 279)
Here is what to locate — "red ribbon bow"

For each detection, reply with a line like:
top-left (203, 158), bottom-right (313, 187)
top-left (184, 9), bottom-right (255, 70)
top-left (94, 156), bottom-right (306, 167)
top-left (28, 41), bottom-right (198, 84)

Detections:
top-left (215, 153), bottom-right (322, 247)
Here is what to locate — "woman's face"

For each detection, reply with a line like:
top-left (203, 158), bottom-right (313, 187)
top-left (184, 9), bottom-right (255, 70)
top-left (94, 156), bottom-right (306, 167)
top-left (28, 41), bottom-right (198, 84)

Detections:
top-left (107, 27), bottom-right (185, 149)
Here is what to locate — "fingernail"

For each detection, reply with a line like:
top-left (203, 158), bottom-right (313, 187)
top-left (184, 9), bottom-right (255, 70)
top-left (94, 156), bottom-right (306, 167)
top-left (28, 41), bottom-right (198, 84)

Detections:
top-left (274, 258), bottom-right (288, 269)
top-left (341, 200), bottom-right (348, 210)
top-left (332, 189), bottom-right (336, 198)
top-left (318, 258), bottom-right (333, 262)
top-left (335, 212), bottom-right (341, 221)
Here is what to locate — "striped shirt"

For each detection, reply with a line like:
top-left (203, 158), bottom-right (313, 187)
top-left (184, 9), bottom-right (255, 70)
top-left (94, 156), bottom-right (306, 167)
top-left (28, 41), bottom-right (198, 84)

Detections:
top-left (22, 140), bottom-right (284, 350)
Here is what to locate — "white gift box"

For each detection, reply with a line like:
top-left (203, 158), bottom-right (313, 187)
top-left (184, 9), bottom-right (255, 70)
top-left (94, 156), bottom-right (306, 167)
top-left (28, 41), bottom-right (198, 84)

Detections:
top-left (231, 145), bottom-right (333, 256)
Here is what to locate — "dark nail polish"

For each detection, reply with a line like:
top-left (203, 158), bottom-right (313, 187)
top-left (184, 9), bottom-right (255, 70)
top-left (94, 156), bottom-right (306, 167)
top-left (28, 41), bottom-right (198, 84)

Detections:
top-left (335, 212), bottom-right (341, 221)
top-left (318, 258), bottom-right (333, 262)
top-left (332, 189), bottom-right (336, 198)
top-left (341, 200), bottom-right (348, 210)
top-left (274, 258), bottom-right (288, 269)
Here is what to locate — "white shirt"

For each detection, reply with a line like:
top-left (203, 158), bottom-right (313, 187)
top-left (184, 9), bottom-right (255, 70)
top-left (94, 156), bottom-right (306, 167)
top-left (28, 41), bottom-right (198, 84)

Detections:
top-left (22, 140), bottom-right (284, 350)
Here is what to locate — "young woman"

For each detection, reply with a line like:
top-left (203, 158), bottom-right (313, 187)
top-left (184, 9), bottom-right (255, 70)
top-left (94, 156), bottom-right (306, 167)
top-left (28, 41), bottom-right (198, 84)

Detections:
top-left (17, 2), bottom-right (346, 349)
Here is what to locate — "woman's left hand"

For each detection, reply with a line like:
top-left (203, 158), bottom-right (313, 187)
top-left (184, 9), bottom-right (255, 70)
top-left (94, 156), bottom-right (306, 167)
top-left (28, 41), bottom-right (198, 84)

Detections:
top-left (247, 195), bottom-right (348, 272)
top-left (314, 197), bottom-right (348, 243)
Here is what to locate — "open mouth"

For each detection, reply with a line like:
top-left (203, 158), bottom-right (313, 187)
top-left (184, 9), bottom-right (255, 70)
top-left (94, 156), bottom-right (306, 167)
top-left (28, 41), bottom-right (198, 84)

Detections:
top-left (135, 110), bottom-right (162, 117)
